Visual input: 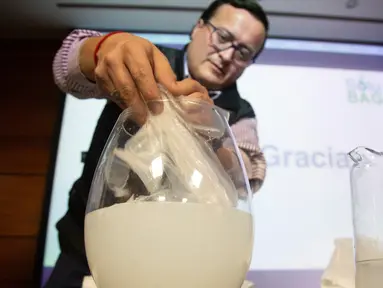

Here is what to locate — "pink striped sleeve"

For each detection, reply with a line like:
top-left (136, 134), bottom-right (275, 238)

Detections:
top-left (230, 118), bottom-right (267, 193)
top-left (52, 29), bottom-right (105, 99)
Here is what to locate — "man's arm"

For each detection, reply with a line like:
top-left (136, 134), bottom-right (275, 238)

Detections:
top-left (230, 118), bottom-right (267, 192)
top-left (53, 29), bottom-right (211, 115)
top-left (53, 29), bottom-right (104, 99)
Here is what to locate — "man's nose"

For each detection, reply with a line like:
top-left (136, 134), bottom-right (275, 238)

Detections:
top-left (218, 47), bottom-right (235, 63)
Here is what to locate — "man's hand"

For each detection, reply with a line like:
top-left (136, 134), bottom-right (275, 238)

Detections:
top-left (79, 32), bottom-right (212, 124)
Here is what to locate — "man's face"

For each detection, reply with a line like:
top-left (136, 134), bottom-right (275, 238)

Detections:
top-left (187, 4), bottom-right (266, 90)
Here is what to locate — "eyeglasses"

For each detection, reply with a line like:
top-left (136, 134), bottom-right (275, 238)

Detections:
top-left (205, 21), bottom-right (257, 64)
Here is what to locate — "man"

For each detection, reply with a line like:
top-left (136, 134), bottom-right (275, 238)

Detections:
top-left (47, 0), bottom-right (269, 287)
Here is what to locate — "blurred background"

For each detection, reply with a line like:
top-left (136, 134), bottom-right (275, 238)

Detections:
top-left (0, 0), bottom-right (382, 287)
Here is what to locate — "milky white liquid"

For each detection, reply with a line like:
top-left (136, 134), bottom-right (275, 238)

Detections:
top-left (356, 259), bottom-right (383, 288)
top-left (85, 202), bottom-right (253, 288)
top-left (354, 237), bottom-right (383, 288)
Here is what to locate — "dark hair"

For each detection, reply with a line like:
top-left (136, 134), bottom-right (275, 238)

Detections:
top-left (200, 0), bottom-right (269, 32)
top-left (199, 0), bottom-right (269, 60)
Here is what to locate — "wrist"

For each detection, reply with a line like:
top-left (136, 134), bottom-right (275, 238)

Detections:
top-left (79, 32), bottom-right (127, 83)
top-left (93, 31), bottom-right (125, 65)
top-left (79, 36), bottom-right (103, 82)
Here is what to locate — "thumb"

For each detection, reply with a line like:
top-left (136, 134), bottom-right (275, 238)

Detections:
top-left (152, 48), bottom-right (208, 98)
top-left (170, 78), bottom-right (208, 98)
top-left (187, 91), bottom-right (213, 105)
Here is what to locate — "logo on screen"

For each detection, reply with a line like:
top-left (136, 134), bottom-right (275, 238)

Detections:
top-left (346, 77), bottom-right (382, 105)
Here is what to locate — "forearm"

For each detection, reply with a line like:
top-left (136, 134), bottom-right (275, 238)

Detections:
top-left (218, 146), bottom-right (265, 193)
top-left (229, 118), bottom-right (267, 193)
top-left (52, 29), bottom-right (104, 99)
top-left (241, 148), bottom-right (266, 192)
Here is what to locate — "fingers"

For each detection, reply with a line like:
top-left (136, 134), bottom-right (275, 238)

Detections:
top-left (107, 60), bottom-right (148, 125)
top-left (182, 93), bottom-right (215, 127)
top-left (94, 65), bottom-right (115, 97)
top-left (152, 48), bottom-right (178, 92)
top-left (95, 58), bottom-right (133, 111)
top-left (216, 147), bottom-right (236, 170)
top-left (174, 78), bottom-right (208, 96)
top-left (177, 89), bottom-right (214, 122)
top-left (151, 48), bottom-right (208, 98)
top-left (123, 46), bottom-right (163, 114)
top-left (187, 91), bottom-right (214, 105)
top-left (169, 77), bottom-right (211, 103)
top-left (152, 48), bottom-right (208, 99)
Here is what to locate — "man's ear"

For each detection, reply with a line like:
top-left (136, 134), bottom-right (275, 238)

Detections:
top-left (190, 19), bottom-right (205, 39)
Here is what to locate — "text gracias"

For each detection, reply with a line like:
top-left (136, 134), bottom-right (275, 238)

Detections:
top-left (262, 145), bottom-right (352, 169)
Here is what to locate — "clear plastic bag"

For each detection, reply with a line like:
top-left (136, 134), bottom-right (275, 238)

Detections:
top-left (106, 85), bottom-right (238, 207)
